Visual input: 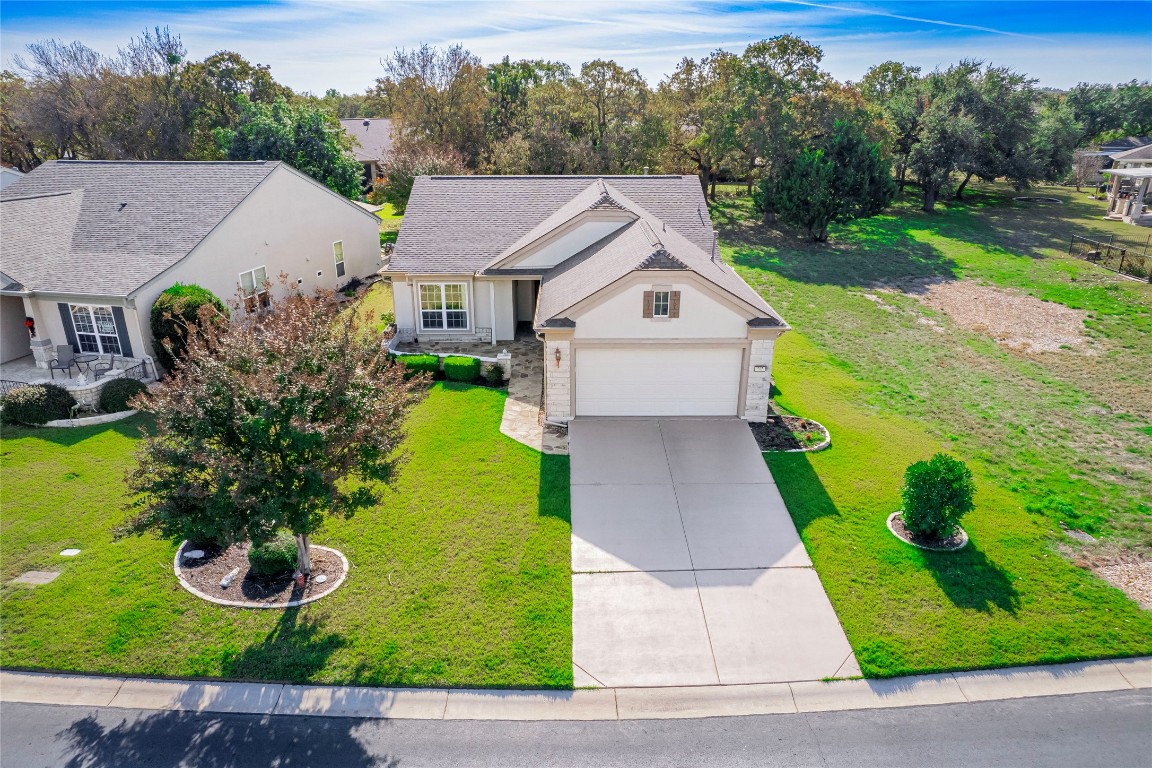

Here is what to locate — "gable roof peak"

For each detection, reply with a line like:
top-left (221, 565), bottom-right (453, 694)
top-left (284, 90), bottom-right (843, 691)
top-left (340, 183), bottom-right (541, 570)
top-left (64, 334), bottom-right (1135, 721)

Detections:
top-left (636, 247), bottom-right (689, 271)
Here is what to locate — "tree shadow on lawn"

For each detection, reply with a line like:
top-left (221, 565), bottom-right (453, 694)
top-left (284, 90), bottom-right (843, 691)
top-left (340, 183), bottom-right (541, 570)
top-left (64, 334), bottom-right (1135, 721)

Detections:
top-left (57, 708), bottom-right (395, 768)
top-left (222, 607), bottom-right (351, 683)
top-left (916, 542), bottom-right (1020, 615)
top-left (768, 451), bottom-right (1020, 615)
top-left (727, 211), bottom-right (959, 290)
top-left (5, 414), bottom-right (152, 448)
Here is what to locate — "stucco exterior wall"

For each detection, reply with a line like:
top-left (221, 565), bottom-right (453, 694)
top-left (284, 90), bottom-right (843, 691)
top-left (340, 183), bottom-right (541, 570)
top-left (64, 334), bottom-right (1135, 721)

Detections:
top-left (514, 219), bottom-right (628, 268)
top-left (573, 279), bottom-right (750, 339)
top-left (392, 277), bottom-right (516, 343)
top-left (1, 295), bottom-right (31, 363)
top-left (130, 165), bottom-right (380, 359)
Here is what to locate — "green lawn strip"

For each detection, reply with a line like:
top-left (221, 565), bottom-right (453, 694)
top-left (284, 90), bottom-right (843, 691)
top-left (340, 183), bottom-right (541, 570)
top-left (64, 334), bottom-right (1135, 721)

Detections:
top-left (355, 280), bottom-right (395, 332)
top-left (767, 332), bottom-right (1152, 678)
top-left (377, 203), bottom-right (401, 247)
top-left (0, 384), bottom-right (572, 688)
top-left (721, 184), bottom-right (1151, 543)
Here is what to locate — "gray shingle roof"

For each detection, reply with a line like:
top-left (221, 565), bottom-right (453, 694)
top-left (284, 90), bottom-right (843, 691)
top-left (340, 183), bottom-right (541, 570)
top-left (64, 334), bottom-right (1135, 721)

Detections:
top-left (536, 214), bottom-right (784, 326)
top-left (1, 160), bottom-right (277, 296)
top-left (340, 118), bottom-right (394, 163)
top-left (392, 175), bottom-right (714, 274)
top-left (1110, 144), bottom-right (1152, 162)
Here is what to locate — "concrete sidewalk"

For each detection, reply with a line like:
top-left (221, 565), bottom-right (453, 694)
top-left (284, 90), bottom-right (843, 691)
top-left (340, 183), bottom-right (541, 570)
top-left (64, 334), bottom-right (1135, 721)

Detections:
top-left (3, 657), bottom-right (1148, 722)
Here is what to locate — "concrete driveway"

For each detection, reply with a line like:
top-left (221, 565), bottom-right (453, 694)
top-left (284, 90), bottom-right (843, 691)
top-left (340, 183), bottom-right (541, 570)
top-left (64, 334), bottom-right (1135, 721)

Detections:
top-left (569, 418), bottom-right (858, 688)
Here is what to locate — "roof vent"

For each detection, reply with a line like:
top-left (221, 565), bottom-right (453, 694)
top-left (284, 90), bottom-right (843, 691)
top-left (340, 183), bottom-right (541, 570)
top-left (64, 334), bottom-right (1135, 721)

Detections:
top-left (118, 202), bottom-right (127, 211)
top-left (363, 120), bottom-right (370, 128)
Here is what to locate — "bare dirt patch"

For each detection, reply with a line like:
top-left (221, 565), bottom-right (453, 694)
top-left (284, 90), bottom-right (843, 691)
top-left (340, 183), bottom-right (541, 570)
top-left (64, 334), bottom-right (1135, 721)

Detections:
top-left (907, 279), bottom-right (1090, 353)
top-left (1063, 543), bottom-right (1152, 611)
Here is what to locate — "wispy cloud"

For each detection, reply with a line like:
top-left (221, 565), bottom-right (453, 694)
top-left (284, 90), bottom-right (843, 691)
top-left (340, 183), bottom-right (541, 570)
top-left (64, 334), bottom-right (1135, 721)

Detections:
top-left (1, 0), bottom-right (1145, 93)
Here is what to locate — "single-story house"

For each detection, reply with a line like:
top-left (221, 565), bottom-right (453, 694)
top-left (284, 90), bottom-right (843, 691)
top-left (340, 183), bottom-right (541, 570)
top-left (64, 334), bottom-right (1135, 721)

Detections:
top-left (384, 175), bottom-right (789, 422)
top-left (1099, 136), bottom-right (1152, 155)
top-left (340, 118), bottom-right (393, 190)
top-left (1109, 144), bottom-right (1152, 170)
top-left (1, 159), bottom-right (381, 368)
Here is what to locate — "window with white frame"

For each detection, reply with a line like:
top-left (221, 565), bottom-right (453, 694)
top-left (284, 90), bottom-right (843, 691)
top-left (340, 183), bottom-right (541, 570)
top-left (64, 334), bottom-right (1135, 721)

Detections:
top-left (652, 290), bottom-right (671, 317)
top-left (240, 266), bottom-right (270, 313)
top-left (419, 283), bottom-right (468, 330)
top-left (70, 305), bottom-right (122, 354)
top-left (333, 241), bottom-right (346, 278)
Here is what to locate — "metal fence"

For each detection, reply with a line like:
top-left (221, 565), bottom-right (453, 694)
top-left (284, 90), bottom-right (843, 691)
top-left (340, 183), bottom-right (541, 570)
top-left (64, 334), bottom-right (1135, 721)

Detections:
top-left (0, 380), bottom-right (26, 397)
top-left (118, 359), bottom-right (152, 382)
top-left (1068, 234), bottom-right (1151, 282)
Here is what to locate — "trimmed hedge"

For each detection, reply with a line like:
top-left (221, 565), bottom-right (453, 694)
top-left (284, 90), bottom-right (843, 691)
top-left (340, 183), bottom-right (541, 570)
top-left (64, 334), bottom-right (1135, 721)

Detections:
top-left (0, 384), bottom-right (76, 425)
top-left (400, 354), bottom-right (440, 378)
top-left (443, 355), bottom-right (481, 383)
top-left (901, 453), bottom-right (976, 539)
top-left (248, 532), bottom-right (299, 577)
top-left (99, 378), bottom-right (147, 413)
top-left (151, 283), bottom-right (229, 371)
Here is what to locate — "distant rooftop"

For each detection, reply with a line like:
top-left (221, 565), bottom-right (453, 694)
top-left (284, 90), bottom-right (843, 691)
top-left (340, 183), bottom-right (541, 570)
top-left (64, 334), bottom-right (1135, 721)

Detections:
top-left (339, 118), bottom-right (394, 163)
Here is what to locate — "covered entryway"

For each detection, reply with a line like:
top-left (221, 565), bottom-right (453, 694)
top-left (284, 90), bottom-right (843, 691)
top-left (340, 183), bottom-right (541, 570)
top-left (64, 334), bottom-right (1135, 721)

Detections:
top-left (575, 346), bottom-right (743, 417)
top-left (1, 295), bottom-right (31, 364)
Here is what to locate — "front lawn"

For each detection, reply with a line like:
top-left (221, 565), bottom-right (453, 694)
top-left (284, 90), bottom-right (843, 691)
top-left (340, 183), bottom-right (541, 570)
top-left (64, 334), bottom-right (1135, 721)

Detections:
top-left (721, 182), bottom-right (1152, 677)
top-left (0, 384), bottom-right (572, 688)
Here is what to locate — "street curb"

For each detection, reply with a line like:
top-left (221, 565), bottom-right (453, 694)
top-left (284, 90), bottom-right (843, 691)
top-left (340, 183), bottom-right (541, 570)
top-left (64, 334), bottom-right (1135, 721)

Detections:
top-left (2, 657), bottom-right (1149, 721)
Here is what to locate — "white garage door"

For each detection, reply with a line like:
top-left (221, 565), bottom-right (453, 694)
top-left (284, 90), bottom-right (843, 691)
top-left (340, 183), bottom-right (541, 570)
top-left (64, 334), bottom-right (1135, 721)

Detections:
top-left (575, 346), bottom-right (743, 417)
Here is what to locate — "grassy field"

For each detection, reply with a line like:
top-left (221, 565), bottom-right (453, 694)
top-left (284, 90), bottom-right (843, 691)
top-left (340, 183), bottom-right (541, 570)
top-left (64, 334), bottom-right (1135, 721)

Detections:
top-left (0, 384), bottom-right (572, 688)
top-left (722, 181), bottom-right (1152, 677)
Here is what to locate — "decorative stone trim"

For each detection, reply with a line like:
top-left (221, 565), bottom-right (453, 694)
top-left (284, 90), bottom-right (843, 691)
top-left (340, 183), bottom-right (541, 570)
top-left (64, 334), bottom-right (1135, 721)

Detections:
top-left (886, 512), bottom-right (970, 552)
top-left (43, 409), bottom-right (139, 428)
top-left (173, 540), bottom-right (350, 609)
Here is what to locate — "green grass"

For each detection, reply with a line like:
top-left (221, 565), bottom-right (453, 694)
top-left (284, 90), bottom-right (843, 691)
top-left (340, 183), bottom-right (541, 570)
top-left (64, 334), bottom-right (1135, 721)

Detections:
top-left (354, 280), bottom-right (395, 332)
top-left (719, 181), bottom-right (1152, 677)
top-left (377, 202), bottom-right (401, 247)
top-left (0, 384), bottom-right (572, 687)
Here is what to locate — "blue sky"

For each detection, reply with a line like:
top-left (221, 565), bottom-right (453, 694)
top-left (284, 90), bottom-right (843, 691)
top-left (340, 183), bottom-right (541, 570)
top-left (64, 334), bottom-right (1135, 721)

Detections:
top-left (2, 1), bottom-right (1149, 93)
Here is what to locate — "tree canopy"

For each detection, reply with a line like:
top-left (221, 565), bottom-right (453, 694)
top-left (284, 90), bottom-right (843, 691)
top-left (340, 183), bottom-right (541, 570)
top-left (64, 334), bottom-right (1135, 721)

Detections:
top-left (123, 282), bottom-right (428, 574)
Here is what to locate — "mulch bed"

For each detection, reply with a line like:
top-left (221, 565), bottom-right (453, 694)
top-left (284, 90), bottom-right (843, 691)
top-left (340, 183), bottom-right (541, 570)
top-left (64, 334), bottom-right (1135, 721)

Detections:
top-left (177, 542), bottom-right (345, 606)
top-left (887, 512), bottom-right (968, 551)
top-left (749, 414), bottom-right (828, 451)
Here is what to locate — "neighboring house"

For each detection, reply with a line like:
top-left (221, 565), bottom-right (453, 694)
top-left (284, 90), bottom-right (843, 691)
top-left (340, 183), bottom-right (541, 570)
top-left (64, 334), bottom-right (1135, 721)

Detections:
top-left (0, 166), bottom-right (25, 190)
top-left (1098, 136), bottom-right (1152, 154)
top-left (339, 118), bottom-right (393, 190)
top-left (385, 175), bottom-right (789, 422)
top-left (0, 160), bottom-right (381, 368)
top-left (1109, 144), bottom-right (1152, 170)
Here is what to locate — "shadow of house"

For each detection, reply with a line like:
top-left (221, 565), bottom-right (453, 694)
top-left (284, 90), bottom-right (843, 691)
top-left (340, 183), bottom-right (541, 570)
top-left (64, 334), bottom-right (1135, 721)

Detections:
top-left (59, 709), bottom-right (395, 768)
top-left (763, 450), bottom-right (842, 537)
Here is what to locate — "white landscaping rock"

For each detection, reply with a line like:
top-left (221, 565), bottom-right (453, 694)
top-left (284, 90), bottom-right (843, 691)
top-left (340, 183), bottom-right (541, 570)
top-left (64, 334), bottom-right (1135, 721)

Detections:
top-left (220, 567), bottom-right (240, 588)
top-left (183, 549), bottom-right (205, 560)
top-left (59, 549), bottom-right (81, 557)
top-left (314, 574), bottom-right (328, 584)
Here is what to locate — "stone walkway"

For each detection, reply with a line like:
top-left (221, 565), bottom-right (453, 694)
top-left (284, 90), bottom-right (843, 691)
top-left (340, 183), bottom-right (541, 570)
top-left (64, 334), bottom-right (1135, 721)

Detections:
top-left (396, 334), bottom-right (568, 455)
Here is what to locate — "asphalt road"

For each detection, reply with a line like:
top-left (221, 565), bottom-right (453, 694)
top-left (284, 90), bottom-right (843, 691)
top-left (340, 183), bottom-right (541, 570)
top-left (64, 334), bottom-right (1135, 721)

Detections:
top-left (2, 689), bottom-right (1149, 768)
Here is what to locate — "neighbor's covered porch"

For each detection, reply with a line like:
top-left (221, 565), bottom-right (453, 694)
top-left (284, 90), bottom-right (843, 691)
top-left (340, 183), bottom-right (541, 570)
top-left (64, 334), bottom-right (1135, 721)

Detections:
top-left (1103, 167), bottom-right (1152, 226)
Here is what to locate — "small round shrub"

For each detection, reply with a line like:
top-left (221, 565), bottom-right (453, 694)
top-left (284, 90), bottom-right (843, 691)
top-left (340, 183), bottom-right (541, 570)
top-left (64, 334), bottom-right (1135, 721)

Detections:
top-left (443, 355), bottom-right (481, 382)
top-left (151, 283), bottom-right (229, 371)
top-left (0, 384), bottom-right (76, 425)
top-left (484, 362), bottom-right (505, 385)
top-left (99, 378), bottom-right (147, 413)
top-left (247, 531), bottom-right (299, 577)
top-left (900, 453), bottom-right (976, 540)
top-left (400, 353), bottom-right (440, 379)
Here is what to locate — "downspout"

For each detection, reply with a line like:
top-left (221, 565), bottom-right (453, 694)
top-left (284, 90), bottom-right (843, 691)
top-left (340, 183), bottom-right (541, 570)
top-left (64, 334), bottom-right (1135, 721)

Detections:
top-left (489, 281), bottom-right (496, 345)
top-left (410, 281), bottom-right (419, 336)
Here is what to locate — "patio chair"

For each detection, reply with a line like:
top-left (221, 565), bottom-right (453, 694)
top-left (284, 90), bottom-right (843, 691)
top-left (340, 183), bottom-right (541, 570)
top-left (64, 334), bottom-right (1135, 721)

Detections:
top-left (48, 346), bottom-right (76, 379)
top-left (93, 353), bottom-right (117, 380)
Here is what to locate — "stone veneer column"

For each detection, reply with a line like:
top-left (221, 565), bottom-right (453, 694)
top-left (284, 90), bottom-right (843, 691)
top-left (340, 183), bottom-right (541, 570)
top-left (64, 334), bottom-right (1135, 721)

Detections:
top-left (543, 335), bottom-right (572, 422)
top-left (29, 338), bottom-right (54, 369)
top-left (744, 332), bottom-right (782, 423)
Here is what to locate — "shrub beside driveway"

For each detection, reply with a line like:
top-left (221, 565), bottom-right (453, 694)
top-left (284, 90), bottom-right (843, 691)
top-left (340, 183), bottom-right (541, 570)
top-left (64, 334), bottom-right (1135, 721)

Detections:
top-left (0, 383), bottom-right (572, 688)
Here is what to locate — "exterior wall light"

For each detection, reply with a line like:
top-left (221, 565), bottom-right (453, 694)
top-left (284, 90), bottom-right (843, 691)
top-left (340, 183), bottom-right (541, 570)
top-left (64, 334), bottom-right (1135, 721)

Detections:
top-left (554, 348), bottom-right (562, 367)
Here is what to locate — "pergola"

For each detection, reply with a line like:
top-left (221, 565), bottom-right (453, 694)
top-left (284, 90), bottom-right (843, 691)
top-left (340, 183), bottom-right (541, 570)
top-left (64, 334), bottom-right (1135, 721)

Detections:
top-left (1102, 167), bottom-right (1152, 226)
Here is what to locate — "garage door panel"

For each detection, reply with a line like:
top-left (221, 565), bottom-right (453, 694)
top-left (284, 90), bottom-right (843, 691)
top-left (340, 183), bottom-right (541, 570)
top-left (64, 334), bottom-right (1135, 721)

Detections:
top-left (576, 347), bottom-right (742, 417)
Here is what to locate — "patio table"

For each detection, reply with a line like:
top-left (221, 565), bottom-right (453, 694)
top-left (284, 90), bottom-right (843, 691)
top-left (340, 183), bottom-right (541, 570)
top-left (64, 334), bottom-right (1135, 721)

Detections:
top-left (73, 354), bottom-right (99, 374)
